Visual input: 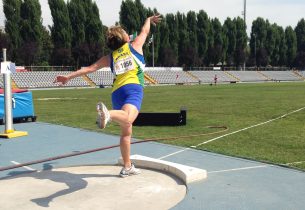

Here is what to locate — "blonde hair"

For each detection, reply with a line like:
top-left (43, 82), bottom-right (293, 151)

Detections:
top-left (107, 26), bottom-right (125, 40)
top-left (107, 26), bottom-right (127, 50)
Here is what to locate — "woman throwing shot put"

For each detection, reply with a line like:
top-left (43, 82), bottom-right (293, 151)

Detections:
top-left (55, 15), bottom-right (161, 177)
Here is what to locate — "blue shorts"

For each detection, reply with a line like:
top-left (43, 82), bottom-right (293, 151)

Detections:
top-left (112, 84), bottom-right (144, 111)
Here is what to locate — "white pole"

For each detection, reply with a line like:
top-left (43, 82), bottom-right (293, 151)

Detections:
top-left (3, 48), bottom-right (6, 61)
top-left (152, 34), bottom-right (154, 67)
top-left (2, 48), bottom-right (14, 133)
top-left (243, 0), bottom-right (247, 71)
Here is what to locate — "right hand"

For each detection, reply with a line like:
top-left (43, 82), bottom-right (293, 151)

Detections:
top-left (54, 75), bottom-right (69, 85)
top-left (150, 14), bottom-right (162, 26)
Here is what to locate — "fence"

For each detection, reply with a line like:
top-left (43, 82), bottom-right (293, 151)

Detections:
top-left (17, 66), bottom-right (75, 72)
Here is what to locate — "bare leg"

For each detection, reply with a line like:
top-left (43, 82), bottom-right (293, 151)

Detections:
top-left (109, 104), bottom-right (139, 168)
top-left (120, 123), bottom-right (132, 168)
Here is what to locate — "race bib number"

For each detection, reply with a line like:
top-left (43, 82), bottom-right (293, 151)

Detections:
top-left (114, 57), bottom-right (135, 75)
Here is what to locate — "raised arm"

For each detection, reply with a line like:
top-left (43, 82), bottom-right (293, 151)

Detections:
top-left (132, 15), bottom-right (162, 54)
top-left (54, 55), bottom-right (110, 85)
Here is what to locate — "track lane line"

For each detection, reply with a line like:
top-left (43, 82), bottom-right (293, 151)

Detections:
top-left (208, 165), bottom-right (268, 174)
top-left (10, 161), bottom-right (36, 171)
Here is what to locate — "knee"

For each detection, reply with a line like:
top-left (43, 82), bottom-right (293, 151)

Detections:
top-left (121, 122), bottom-right (132, 136)
top-left (122, 120), bottom-right (132, 129)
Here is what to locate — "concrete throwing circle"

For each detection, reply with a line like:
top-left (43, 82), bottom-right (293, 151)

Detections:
top-left (0, 165), bottom-right (186, 210)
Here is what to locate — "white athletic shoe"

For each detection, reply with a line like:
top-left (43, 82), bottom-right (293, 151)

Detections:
top-left (96, 102), bottom-right (110, 129)
top-left (119, 163), bottom-right (141, 178)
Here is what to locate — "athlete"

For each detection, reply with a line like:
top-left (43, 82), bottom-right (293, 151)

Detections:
top-left (54, 15), bottom-right (161, 177)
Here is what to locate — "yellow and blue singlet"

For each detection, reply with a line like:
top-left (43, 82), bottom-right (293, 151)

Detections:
top-left (109, 43), bottom-right (145, 110)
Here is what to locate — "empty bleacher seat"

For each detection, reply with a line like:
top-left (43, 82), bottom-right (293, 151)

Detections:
top-left (11, 71), bottom-right (90, 88)
top-left (86, 68), bottom-right (114, 86)
top-left (145, 68), bottom-right (199, 84)
top-left (259, 71), bottom-right (301, 81)
top-left (189, 71), bottom-right (236, 84)
top-left (227, 71), bottom-right (267, 82)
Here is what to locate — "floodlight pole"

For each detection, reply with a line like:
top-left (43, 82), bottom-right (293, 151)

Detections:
top-left (244, 0), bottom-right (246, 26)
top-left (254, 33), bottom-right (257, 67)
top-left (243, 0), bottom-right (247, 71)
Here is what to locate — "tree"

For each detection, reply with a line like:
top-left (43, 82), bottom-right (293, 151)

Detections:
top-left (257, 48), bottom-right (268, 66)
top-left (0, 31), bottom-right (12, 60)
top-left (295, 18), bottom-right (305, 68)
top-left (68, 0), bottom-right (86, 67)
top-left (206, 19), bottom-right (214, 66)
top-left (119, 0), bottom-right (140, 34)
top-left (249, 31), bottom-right (257, 66)
top-left (83, 0), bottom-right (105, 64)
top-left (265, 23), bottom-right (277, 65)
top-left (165, 13), bottom-right (179, 66)
top-left (119, 0), bottom-right (159, 66)
top-left (176, 12), bottom-right (190, 66)
top-left (40, 26), bottom-right (54, 65)
top-left (68, 0), bottom-right (85, 47)
top-left (285, 26), bottom-right (297, 67)
top-left (135, 0), bottom-right (147, 28)
top-left (223, 17), bottom-right (236, 66)
top-left (48, 0), bottom-right (72, 65)
top-left (267, 24), bottom-right (283, 66)
top-left (251, 18), bottom-right (268, 66)
top-left (196, 10), bottom-right (210, 65)
top-left (209, 18), bottom-right (223, 66)
top-left (234, 17), bottom-right (247, 67)
top-left (186, 11), bottom-right (199, 65)
top-left (294, 51), bottom-right (305, 69)
top-left (3, 0), bottom-right (22, 61)
top-left (19, 0), bottom-right (44, 65)
top-left (277, 26), bottom-right (287, 66)
top-left (48, 0), bottom-right (72, 49)
top-left (186, 11), bottom-right (198, 51)
top-left (158, 21), bottom-right (175, 66)
top-left (295, 18), bottom-right (305, 52)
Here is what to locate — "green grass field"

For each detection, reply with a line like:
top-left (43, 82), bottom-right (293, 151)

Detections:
top-left (32, 82), bottom-right (305, 170)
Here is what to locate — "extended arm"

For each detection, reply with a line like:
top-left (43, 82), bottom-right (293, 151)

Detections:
top-left (54, 55), bottom-right (110, 85)
top-left (132, 15), bottom-right (162, 54)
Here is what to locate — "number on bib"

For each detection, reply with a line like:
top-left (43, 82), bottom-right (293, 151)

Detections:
top-left (114, 57), bottom-right (135, 75)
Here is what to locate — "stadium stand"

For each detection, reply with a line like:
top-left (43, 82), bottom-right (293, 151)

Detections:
top-left (11, 71), bottom-right (90, 88)
top-left (258, 71), bottom-right (302, 81)
top-left (86, 68), bottom-right (114, 87)
top-left (86, 68), bottom-right (155, 86)
top-left (189, 70), bottom-right (236, 84)
top-left (145, 67), bottom-right (199, 84)
top-left (298, 71), bottom-right (305, 78)
top-left (0, 69), bottom-right (303, 89)
top-left (227, 71), bottom-right (267, 82)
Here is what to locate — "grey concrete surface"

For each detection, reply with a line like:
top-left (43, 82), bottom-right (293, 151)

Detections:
top-left (0, 165), bottom-right (186, 210)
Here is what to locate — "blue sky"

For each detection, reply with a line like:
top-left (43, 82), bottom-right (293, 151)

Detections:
top-left (0, 0), bottom-right (304, 34)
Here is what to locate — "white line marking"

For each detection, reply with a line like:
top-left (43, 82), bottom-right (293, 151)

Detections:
top-left (10, 161), bottom-right (36, 171)
top-left (158, 148), bottom-right (191, 160)
top-left (285, 160), bottom-right (305, 165)
top-left (208, 165), bottom-right (268, 174)
top-left (158, 106), bottom-right (305, 160)
top-left (193, 106), bottom-right (305, 148)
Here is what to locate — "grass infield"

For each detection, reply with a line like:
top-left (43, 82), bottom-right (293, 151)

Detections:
top-left (32, 82), bottom-right (305, 170)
